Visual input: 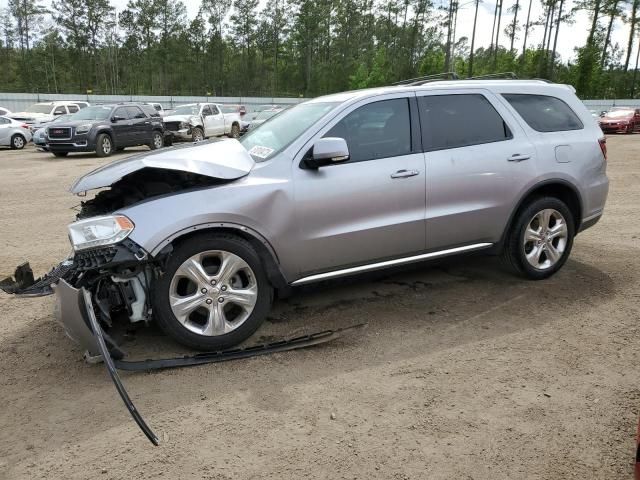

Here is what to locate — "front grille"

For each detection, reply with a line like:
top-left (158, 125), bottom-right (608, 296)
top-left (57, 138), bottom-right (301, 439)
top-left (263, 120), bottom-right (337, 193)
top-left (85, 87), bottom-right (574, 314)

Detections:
top-left (74, 247), bottom-right (118, 271)
top-left (164, 121), bottom-right (181, 131)
top-left (48, 127), bottom-right (72, 140)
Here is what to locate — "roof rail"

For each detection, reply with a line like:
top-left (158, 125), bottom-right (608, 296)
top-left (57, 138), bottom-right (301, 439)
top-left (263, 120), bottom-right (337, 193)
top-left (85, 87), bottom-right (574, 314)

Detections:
top-left (468, 72), bottom-right (518, 80)
top-left (392, 72), bottom-right (459, 86)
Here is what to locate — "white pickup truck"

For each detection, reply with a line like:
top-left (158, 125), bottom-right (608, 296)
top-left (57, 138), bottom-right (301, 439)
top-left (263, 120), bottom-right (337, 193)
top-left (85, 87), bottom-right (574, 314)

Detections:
top-left (163, 103), bottom-right (241, 143)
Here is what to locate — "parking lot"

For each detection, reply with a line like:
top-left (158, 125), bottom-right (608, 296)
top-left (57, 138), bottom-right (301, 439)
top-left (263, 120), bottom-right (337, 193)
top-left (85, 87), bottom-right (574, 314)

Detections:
top-left (0, 137), bottom-right (638, 479)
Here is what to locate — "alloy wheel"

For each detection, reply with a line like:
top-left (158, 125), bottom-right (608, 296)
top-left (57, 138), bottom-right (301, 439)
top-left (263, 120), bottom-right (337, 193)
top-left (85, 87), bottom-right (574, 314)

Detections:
top-left (522, 208), bottom-right (568, 270)
top-left (153, 133), bottom-right (163, 149)
top-left (13, 136), bottom-right (24, 149)
top-left (168, 250), bottom-right (258, 336)
top-left (102, 136), bottom-right (112, 155)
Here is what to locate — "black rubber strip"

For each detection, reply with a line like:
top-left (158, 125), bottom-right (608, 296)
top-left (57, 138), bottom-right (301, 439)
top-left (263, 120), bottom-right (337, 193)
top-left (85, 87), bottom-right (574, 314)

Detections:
top-left (113, 323), bottom-right (367, 372)
top-left (82, 289), bottom-right (160, 446)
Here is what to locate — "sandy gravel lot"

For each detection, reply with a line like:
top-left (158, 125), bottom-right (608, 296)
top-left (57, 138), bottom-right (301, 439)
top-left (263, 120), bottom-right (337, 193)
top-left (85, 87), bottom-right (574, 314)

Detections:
top-left (0, 138), bottom-right (638, 480)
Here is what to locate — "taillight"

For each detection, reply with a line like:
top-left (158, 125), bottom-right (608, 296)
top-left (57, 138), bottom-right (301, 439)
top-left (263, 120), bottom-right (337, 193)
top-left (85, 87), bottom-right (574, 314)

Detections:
top-left (598, 137), bottom-right (607, 161)
top-left (21, 124), bottom-right (29, 130)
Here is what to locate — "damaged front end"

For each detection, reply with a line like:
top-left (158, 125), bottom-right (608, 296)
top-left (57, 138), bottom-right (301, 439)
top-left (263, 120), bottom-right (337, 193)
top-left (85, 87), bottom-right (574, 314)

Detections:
top-left (1, 139), bottom-right (365, 445)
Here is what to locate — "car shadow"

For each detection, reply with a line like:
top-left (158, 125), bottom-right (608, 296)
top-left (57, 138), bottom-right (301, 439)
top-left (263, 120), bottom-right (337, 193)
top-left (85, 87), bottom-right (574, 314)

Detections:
top-left (0, 251), bottom-right (619, 459)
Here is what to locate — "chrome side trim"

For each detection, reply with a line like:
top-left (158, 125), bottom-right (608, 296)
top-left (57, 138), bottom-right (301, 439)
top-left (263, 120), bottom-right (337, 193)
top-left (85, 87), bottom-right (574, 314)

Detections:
top-left (291, 243), bottom-right (493, 286)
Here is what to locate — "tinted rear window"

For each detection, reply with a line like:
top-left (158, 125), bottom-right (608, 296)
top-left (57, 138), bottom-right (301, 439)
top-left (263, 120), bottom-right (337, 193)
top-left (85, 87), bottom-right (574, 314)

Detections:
top-left (502, 94), bottom-right (583, 132)
top-left (418, 94), bottom-right (512, 151)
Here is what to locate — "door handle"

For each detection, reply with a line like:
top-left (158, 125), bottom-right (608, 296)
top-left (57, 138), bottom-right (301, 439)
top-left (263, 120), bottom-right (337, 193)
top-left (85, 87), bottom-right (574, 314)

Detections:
top-left (507, 153), bottom-right (531, 162)
top-left (390, 169), bottom-right (420, 179)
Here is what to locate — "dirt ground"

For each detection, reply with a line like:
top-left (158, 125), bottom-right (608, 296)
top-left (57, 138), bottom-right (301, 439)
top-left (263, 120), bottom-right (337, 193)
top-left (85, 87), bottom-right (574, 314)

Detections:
top-left (0, 138), bottom-right (638, 480)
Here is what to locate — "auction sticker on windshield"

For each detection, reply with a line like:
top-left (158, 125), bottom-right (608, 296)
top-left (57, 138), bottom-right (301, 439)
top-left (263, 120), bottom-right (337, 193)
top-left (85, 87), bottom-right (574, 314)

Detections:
top-left (248, 145), bottom-right (274, 159)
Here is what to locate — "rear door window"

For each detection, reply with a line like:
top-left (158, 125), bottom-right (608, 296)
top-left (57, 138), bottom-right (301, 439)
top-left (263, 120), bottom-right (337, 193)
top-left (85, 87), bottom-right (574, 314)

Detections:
top-left (324, 98), bottom-right (412, 162)
top-left (502, 94), bottom-right (583, 132)
top-left (418, 94), bottom-right (512, 151)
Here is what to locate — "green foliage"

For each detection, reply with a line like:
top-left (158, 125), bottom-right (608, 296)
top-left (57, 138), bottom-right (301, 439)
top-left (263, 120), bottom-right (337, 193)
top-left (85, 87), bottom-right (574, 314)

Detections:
top-left (0, 0), bottom-right (638, 98)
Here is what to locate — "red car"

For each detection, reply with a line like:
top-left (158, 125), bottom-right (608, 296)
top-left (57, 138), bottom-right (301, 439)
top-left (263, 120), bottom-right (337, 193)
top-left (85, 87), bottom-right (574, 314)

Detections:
top-left (598, 108), bottom-right (640, 134)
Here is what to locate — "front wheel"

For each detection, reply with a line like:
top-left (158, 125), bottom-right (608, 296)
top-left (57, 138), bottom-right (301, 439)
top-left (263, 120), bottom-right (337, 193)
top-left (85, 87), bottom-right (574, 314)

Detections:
top-left (191, 127), bottom-right (204, 143)
top-left (153, 234), bottom-right (273, 350)
top-left (95, 133), bottom-right (113, 157)
top-left (501, 197), bottom-right (575, 280)
top-left (228, 123), bottom-right (240, 139)
top-left (10, 134), bottom-right (26, 150)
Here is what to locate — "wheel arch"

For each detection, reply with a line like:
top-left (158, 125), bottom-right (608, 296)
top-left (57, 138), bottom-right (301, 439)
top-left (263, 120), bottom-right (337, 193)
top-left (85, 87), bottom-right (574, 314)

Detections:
top-left (499, 179), bottom-right (583, 249)
top-left (154, 223), bottom-right (288, 290)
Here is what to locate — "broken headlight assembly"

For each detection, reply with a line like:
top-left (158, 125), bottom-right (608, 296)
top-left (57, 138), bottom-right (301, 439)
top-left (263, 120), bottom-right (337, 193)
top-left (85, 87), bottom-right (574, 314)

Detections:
top-left (68, 215), bottom-right (135, 252)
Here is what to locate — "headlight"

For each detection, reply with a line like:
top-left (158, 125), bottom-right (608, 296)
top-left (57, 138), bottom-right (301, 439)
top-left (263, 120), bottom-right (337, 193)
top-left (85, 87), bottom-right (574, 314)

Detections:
top-left (75, 124), bottom-right (93, 134)
top-left (68, 215), bottom-right (134, 251)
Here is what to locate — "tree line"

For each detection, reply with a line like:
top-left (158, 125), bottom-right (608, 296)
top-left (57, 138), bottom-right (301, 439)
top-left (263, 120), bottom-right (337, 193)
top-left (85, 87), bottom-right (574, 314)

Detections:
top-left (1, 0), bottom-right (639, 99)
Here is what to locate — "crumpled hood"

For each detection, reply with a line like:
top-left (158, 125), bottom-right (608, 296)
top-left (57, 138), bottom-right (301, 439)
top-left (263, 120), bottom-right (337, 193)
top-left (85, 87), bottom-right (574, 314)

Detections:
top-left (69, 139), bottom-right (255, 194)
top-left (163, 114), bottom-right (195, 123)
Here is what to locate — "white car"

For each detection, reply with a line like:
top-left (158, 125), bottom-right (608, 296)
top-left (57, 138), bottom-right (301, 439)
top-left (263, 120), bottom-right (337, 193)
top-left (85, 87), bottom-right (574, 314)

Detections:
top-left (0, 106), bottom-right (11, 116)
top-left (0, 116), bottom-right (32, 149)
top-left (163, 103), bottom-right (241, 142)
top-left (8, 101), bottom-right (82, 130)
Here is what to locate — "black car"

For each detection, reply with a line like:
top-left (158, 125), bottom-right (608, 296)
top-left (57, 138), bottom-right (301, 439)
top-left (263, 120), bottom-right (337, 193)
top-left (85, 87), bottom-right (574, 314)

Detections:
top-left (46, 103), bottom-right (165, 158)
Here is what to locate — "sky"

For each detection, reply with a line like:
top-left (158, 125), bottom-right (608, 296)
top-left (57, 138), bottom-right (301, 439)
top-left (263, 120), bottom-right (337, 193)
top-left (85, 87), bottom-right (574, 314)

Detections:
top-left (2, 0), bottom-right (636, 67)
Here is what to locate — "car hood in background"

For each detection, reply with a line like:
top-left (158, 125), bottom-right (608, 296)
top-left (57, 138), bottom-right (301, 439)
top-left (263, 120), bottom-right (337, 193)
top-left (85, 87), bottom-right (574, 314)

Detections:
top-left (8, 112), bottom-right (52, 122)
top-left (69, 139), bottom-right (255, 193)
top-left (163, 114), bottom-right (194, 123)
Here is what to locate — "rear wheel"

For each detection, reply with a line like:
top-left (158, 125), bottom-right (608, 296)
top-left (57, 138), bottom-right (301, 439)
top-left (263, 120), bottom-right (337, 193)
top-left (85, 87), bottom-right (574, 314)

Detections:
top-left (150, 131), bottom-right (163, 150)
top-left (501, 197), bottom-right (575, 280)
top-left (10, 134), bottom-right (25, 150)
top-left (95, 133), bottom-right (113, 157)
top-left (52, 151), bottom-right (68, 157)
top-left (153, 234), bottom-right (273, 350)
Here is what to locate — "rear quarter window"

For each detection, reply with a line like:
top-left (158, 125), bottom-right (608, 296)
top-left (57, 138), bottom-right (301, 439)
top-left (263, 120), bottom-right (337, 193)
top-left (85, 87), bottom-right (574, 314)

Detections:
top-left (502, 94), bottom-right (583, 132)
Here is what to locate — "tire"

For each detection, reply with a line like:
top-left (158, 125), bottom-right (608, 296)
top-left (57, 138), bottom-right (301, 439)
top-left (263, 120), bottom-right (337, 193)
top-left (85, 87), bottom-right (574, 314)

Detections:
top-left (228, 123), bottom-right (240, 139)
top-left (627, 124), bottom-right (634, 134)
top-left (10, 134), bottom-right (26, 150)
top-left (52, 151), bottom-right (68, 157)
top-left (501, 196), bottom-right (575, 280)
top-left (153, 233), bottom-right (273, 350)
top-left (95, 133), bottom-right (113, 157)
top-left (191, 127), bottom-right (204, 143)
top-left (150, 131), bottom-right (164, 150)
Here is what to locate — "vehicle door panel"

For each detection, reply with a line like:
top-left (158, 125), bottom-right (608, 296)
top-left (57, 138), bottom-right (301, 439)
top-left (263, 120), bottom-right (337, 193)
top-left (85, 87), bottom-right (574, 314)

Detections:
top-left (416, 90), bottom-right (537, 250)
top-left (125, 106), bottom-right (150, 145)
top-left (203, 105), bottom-right (224, 137)
top-left (292, 95), bottom-right (427, 276)
top-left (111, 107), bottom-right (133, 146)
top-left (0, 118), bottom-right (10, 144)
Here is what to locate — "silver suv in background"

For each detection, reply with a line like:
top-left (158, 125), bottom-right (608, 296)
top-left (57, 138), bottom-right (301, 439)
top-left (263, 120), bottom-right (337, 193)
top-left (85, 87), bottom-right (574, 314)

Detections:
top-left (2, 80), bottom-right (609, 355)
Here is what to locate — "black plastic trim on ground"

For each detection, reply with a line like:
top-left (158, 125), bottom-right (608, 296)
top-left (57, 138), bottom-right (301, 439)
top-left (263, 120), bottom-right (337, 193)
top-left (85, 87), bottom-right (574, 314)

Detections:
top-left (113, 323), bottom-right (367, 372)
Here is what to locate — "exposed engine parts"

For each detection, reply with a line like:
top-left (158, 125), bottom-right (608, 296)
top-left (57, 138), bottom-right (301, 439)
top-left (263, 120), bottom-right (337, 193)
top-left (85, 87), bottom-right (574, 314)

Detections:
top-left (76, 167), bottom-right (226, 219)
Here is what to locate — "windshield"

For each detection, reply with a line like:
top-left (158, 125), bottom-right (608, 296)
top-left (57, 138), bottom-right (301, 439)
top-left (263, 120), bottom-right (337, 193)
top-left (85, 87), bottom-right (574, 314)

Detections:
top-left (173, 105), bottom-right (200, 115)
top-left (240, 102), bottom-right (339, 161)
top-left (604, 110), bottom-right (634, 118)
top-left (26, 104), bottom-right (53, 114)
top-left (69, 106), bottom-right (112, 120)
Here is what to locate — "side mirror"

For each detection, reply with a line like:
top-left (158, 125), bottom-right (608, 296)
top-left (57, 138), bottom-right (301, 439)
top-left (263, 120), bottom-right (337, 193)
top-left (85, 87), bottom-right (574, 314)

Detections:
top-left (303, 137), bottom-right (350, 169)
top-left (111, 115), bottom-right (126, 122)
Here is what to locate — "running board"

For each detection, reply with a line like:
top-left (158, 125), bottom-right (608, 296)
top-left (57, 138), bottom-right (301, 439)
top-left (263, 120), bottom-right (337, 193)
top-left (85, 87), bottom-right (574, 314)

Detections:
top-left (291, 243), bottom-right (493, 286)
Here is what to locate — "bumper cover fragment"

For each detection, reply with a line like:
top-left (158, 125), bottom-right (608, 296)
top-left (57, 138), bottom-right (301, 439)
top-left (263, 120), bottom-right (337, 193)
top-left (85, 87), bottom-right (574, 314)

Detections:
top-left (0, 261), bottom-right (73, 297)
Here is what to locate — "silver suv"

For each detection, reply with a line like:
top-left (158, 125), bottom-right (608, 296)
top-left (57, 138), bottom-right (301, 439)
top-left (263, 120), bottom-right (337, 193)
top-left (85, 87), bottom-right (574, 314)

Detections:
top-left (2, 80), bottom-right (609, 353)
